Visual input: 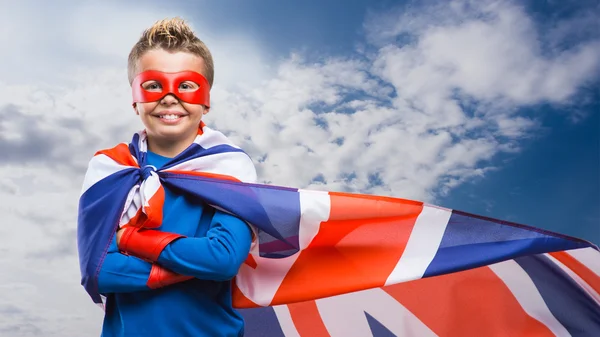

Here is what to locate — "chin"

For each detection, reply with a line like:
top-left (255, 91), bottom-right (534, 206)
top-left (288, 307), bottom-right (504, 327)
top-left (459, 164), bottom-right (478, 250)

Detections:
top-left (151, 125), bottom-right (197, 140)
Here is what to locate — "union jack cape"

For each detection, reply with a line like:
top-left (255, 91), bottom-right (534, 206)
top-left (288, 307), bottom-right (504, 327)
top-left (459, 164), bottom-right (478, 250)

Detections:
top-left (78, 123), bottom-right (600, 336)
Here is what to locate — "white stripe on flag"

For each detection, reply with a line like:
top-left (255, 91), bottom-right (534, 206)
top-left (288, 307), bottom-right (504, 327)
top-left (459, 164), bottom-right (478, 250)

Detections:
top-left (141, 173), bottom-right (161, 207)
top-left (166, 152), bottom-right (257, 183)
top-left (233, 190), bottom-right (329, 306)
top-left (315, 287), bottom-right (438, 337)
top-left (545, 253), bottom-right (600, 307)
top-left (80, 152), bottom-right (133, 195)
top-left (298, 189), bottom-right (330, 249)
top-left (235, 254), bottom-right (300, 307)
top-left (384, 205), bottom-right (451, 286)
top-left (489, 260), bottom-right (570, 337)
top-left (273, 305), bottom-right (301, 337)
top-left (98, 294), bottom-right (107, 311)
top-left (566, 247), bottom-right (600, 277)
top-left (195, 126), bottom-right (242, 149)
top-left (119, 185), bottom-right (141, 226)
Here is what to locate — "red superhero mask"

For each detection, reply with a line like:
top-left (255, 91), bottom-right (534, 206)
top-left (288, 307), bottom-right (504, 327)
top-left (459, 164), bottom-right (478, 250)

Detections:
top-left (131, 70), bottom-right (210, 107)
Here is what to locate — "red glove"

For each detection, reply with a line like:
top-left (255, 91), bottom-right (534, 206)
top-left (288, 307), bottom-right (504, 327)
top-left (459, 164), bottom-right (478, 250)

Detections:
top-left (147, 264), bottom-right (194, 289)
top-left (119, 227), bottom-right (184, 262)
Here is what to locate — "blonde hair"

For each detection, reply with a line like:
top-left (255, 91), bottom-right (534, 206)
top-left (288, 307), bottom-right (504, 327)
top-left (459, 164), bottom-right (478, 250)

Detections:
top-left (127, 17), bottom-right (214, 88)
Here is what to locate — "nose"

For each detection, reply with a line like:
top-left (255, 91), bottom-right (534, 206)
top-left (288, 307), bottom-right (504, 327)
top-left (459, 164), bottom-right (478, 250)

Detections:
top-left (160, 94), bottom-right (179, 105)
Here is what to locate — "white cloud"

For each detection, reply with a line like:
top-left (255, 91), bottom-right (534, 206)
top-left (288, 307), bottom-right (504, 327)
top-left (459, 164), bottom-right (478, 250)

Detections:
top-left (366, 0), bottom-right (600, 106)
top-left (0, 262), bottom-right (103, 336)
top-left (0, 0), bottom-right (599, 335)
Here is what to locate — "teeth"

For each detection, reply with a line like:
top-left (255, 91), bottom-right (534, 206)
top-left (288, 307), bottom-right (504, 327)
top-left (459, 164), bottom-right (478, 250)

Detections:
top-left (160, 114), bottom-right (179, 120)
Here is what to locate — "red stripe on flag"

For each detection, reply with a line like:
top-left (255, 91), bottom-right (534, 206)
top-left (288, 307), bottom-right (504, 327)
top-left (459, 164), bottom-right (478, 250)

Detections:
top-left (549, 251), bottom-right (600, 296)
top-left (327, 192), bottom-right (423, 221)
top-left (271, 194), bottom-right (422, 305)
top-left (382, 266), bottom-right (556, 337)
top-left (287, 300), bottom-right (331, 337)
top-left (143, 186), bottom-right (164, 228)
top-left (123, 207), bottom-right (145, 228)
top-left (243, 254), bottom-right (258, 269)
top-left (231, 279), bottom-right (260, 309)
top-left (96, 143), bottom-right (138, 167)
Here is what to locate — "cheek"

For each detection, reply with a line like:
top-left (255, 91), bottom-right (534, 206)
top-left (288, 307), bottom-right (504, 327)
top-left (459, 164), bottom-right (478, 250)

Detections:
top-left (182, 103), bottom-right (206, 116)
top-left (136, 102), bottom-right (157, 115)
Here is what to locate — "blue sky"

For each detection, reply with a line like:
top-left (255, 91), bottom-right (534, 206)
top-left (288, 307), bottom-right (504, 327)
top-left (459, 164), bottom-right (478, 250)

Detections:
top-left (177, 0), bottom-right (373, 52)
top-left (440, 91), bottom-right (599, 244)
top-left (167, 0), bottom-right (600, 244)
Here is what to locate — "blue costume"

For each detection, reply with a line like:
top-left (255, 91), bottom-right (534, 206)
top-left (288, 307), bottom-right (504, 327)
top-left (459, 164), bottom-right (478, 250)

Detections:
top-left (97, 151), bottom-right (253, 337)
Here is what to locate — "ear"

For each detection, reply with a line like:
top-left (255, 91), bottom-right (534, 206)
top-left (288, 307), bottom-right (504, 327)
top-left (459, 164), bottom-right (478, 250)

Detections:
top-left (132, 103), bottom-right (139, 115)
top-left (203, 106), bottom-right (210, 115)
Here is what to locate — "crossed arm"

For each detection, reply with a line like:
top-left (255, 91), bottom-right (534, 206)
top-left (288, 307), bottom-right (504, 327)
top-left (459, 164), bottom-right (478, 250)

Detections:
top-left (97, 210), bottom-right (253, 294)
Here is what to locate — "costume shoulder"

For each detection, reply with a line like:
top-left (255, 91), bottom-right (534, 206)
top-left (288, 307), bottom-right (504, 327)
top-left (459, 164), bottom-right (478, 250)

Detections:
top-left (80, 142), bottom-right (138, 196)
top-left (93, 142), bottom-right (138, 165)
top-left (191, 125), bottom-right (258, 184)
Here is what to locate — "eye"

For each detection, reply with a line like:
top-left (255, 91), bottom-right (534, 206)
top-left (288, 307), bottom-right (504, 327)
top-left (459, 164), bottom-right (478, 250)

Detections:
top-left (179, 81), bottom-right (199, 91)
top-left (142, 81), bottom-right (162, 91)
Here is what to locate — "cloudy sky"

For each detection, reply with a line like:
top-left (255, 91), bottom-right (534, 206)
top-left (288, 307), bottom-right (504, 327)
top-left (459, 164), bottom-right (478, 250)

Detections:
top-left (1, 0), bottom-right (599, 335)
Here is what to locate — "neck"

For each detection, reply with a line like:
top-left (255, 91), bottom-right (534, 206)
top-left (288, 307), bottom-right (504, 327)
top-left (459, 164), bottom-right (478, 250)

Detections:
top-left (146, 134), bottom-right (195, 158)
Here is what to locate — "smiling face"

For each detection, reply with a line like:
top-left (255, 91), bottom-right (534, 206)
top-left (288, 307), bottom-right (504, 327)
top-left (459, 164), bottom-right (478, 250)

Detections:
top-left (133, 48), bottom-right (210, 157)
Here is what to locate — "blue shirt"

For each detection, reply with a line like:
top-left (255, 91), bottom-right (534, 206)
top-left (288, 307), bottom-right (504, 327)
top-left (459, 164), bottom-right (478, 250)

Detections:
top-left (97, 151), bottom-right (253, 337)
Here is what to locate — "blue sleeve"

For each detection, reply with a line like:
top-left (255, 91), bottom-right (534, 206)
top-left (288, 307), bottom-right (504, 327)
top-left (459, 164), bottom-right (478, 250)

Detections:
top-left (156, 210), bottom-right (253, 282)
top-left (97, 233), bottom-right (153, 294)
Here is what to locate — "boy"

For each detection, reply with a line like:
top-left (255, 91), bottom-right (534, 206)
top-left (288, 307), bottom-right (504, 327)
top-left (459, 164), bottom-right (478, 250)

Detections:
top-left (93, 18), bottom-right (254, 336)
